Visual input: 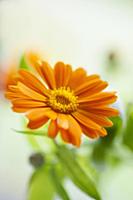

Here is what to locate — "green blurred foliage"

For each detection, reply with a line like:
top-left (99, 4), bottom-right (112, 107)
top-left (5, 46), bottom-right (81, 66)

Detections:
top-left (28, 166), bottom-right (55, 200)
top-left (56, 145), bottom-right (101, 200)
top-left (50, 167), bottom-right (71, 200)
top-left (17, 114), bottom-right (125, 200)
top-left (19, 54), bottom-right (30, 70)
top-left (105, 51), bottom-right (120, 73)
top-left (91, 116), bottom-right (123, 165)
top-left (123, 104), bottom-right (133, 151)
top-left (28, 153), bottom-right (71, 200)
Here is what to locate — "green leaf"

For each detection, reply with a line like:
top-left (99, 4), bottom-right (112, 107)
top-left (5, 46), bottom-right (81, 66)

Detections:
top-left (92, 116), bottom-right (123, 164)
top-left (28, 166), bottom-right (55, 200)
top-left (104, 116), bottom-right (123, 146)
top-left (13, 129), bottom-right (47, 136)
top-left (56, 145), bottom-right (101, 200)
top-left (123, 105), bottom-right (133, 151)
top-left (50, 167), bottom-right (71, 200)
top-left (13, 129), bottom-right (49, 150)
top-left (19, 54), bottom-right (30, 70)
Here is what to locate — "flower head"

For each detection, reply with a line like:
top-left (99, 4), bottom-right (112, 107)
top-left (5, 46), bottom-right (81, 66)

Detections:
top-left (5, 54), bottom-right (119, 147)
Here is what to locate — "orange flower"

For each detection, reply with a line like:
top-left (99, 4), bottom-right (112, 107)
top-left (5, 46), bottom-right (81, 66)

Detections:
top-left (5, 55), bottom-right (119, 147)
top-left (0, 70), bottom-right (6, 91)
top-left (0, 65), bottom-right (17, 92)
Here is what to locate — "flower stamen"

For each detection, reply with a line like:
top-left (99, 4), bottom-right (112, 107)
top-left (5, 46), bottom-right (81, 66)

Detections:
top-left (47, 87), bottom-right (78, 113)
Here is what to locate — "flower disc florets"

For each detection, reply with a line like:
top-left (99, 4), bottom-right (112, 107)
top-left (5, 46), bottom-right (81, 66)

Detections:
top-left (47, 87), bottom-right (78, 113)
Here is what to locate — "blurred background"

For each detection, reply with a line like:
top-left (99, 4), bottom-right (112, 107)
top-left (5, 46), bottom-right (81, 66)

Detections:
top-left (0, 0), bottom-right (133, 200)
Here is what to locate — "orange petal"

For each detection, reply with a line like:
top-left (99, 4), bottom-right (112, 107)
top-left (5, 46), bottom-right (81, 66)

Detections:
top-left (78, 92), bottom-right (117, 107)
top-left (97, 127), bottom-right (107, 137)
top-left (74, 79), bottom-right (103, 96)
top-left (48, 120), bottom-right (58, 138)
top-left (54, 62), bottom-right (72, 88)
top-left (26, 108), bottom-right (57, 121)
top-left (17, 82), bottom-right (46, 101)
top-left (68, 68), bottom-right (87, 90)
top-left (60, 129), bottom-right (71, 143)
top-left (80, 124), bottom-right (99, 138)
top-left (73, 111), bottom-right (107, 137)
top-left (54, 62), bottom-right (64, 88)
top-left (86, 74), bottom-right (100, 81)
top-left (80, 121), bottom-right (107, 138)
top-left (35, 61), bottom-right (56, 89)
top-left (25, 51), bottom-right (43, 68)
top-left (72, 111), bottom-right (101, 130)
top-left (78, 81), bottom-right (108, 98)
top-left (12, 106), bottom-right (32, 113)
top-left (18, 70), bottom-right (50, 97)
top-left (11, 99), bottom-right (47, 113)
top-left (57, 114), bottom-right (69, 130)
top-left (8, 85), bottom-right (20, 93)
top-left (67, 115), bottom-right (82, 147)
top-left (28, 116), bottom-right (49, 129)
top-left (12, 99), bottom-right (46, 108)
top-left (6, 85), bottom-right (28, 100)
top-left (81, 106), bottom-right (119, 117)
top-left (78, 109), bottom-right (113, 127)
top-left (64, 64), bottom-right (72, 86)
top-left (5, 91), bottom-right (27, 100)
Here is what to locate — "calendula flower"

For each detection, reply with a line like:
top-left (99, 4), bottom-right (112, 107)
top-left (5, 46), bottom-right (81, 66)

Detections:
top-left (5, 54), bottom-right (119, 147)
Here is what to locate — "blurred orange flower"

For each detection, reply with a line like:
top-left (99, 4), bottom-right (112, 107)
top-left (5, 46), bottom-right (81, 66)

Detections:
top-left (5, 55), bottom-right (119, 146)
top-left (0, 70), bottom-right (6, 91)
top-left (0, 65), bottom-right (17, 92)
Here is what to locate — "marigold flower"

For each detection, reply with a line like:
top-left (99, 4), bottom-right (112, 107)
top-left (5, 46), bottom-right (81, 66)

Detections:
top-left (5, 55), bottom-right (119, 147)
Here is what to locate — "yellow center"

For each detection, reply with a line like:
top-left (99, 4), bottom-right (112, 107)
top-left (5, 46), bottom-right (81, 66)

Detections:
top-left (47, 87), bottom-right (78, 114)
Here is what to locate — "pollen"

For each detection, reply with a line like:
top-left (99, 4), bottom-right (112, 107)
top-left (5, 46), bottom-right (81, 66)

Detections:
top-left (47, 87), bottom-right (78, 113)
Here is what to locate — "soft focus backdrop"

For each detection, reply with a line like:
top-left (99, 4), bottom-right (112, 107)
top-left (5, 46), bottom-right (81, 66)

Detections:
top-left (0, 0), bottom-right (133, 200)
